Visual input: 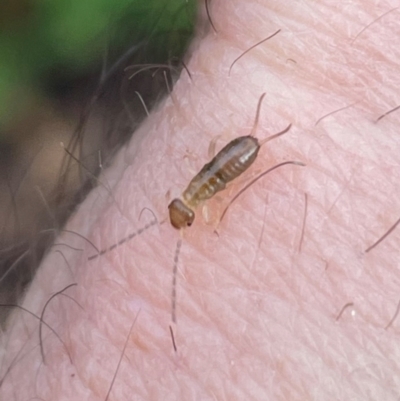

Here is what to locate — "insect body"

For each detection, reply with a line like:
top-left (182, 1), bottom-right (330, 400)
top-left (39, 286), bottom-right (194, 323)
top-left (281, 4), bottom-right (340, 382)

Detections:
top-left (168, 135), bottom-right (260, 228)
top-left (168, 93), bottom-right (291, 229)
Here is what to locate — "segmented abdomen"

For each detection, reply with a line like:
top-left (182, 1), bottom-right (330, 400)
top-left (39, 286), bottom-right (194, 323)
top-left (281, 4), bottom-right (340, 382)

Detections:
top-left (183, 135), bottom-right (260, 207)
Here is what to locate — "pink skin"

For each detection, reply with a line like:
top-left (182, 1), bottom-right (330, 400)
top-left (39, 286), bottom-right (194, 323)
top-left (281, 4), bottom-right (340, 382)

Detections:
top-left (2, 0), bottom-right (400, 399)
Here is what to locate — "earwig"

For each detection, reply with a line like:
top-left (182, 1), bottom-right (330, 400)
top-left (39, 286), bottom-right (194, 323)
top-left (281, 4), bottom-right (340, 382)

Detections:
top-left (168, 93), bottom-right (293, 229)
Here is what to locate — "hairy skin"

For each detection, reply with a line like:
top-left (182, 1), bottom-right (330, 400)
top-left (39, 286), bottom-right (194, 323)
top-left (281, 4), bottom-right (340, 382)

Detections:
top-left (2, 1), bottom-right (400, 400)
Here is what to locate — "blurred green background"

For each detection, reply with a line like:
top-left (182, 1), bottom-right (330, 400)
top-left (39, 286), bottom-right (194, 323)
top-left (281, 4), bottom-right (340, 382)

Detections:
top-left (0, 0), bottom-right (196, 310)
top-left (0, 0), bottom-right (196, 131)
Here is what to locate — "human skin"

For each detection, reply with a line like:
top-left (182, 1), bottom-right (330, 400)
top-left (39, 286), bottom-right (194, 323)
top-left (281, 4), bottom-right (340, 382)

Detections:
top-left (2, 0), bottom-right (400, 400)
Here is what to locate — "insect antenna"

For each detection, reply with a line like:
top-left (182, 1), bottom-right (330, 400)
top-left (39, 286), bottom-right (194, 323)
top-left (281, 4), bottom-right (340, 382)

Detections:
top-left (259, 123), bottom-right (292, 146)
top-left (171, 238), bottom-right (183, 323)
top-left (249, 93), bottom-right (292, 145)
top-left (88, 219), bottom-right (159, 260)
top-left (249, 93), bottom-right (266, 137)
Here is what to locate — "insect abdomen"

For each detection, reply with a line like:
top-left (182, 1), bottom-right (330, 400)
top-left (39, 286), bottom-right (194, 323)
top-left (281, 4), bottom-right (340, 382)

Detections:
top-left (183, 136), bottom-right (260, 207)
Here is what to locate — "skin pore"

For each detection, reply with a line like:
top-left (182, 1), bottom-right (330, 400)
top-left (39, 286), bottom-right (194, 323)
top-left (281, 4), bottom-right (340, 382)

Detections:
top-left (2, 0), bottom-right (400, 399)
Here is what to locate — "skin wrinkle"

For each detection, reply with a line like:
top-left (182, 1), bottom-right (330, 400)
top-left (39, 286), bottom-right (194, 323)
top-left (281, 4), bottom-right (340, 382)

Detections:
top-left (2, 0), bottom-right (400, 400)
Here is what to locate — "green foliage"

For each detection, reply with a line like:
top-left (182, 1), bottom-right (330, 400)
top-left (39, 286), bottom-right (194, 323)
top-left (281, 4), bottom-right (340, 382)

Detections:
top-left (0, 0), bottom-right (196, 130)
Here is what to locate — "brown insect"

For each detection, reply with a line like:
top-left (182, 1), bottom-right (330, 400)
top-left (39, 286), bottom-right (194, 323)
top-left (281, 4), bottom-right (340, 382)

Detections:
top-left (88, 93), bottom-right (305, 337)
top-left (168, 93), bottom-right (294, 229)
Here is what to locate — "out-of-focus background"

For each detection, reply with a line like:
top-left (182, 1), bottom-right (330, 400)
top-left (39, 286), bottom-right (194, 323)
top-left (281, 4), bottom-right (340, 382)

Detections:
top-left (0, 0), bottom-right (196, 314)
